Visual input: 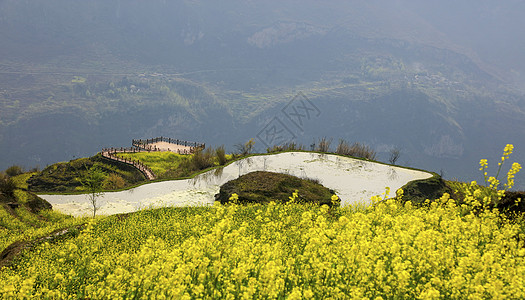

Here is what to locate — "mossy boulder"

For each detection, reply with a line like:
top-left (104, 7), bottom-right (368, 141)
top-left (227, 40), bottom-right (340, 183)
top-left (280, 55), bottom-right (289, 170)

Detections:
top-left (215, 171), bottom-right (338, 206)
top-left (400, 174), bottom-right (454, 205)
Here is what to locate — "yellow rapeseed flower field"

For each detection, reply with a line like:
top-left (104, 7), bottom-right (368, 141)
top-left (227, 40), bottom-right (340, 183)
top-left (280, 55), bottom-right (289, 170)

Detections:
top-left (1, 196), bottom-right (524, 299)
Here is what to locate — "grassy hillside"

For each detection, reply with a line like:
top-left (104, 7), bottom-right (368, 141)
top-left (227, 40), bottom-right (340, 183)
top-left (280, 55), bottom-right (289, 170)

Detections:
top-left (27, 155), bottom-right (146, 193)
top-left (0, 172), bottom-right (88, 265)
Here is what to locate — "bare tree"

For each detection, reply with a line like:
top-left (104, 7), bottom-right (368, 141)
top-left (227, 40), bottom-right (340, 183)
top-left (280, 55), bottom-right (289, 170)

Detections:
top-left (79, 165), bottom-right (107, 217)
top-left (235, 138), bottom-right (255, 156)
top-left (389, 147), bottom-right (401, 165)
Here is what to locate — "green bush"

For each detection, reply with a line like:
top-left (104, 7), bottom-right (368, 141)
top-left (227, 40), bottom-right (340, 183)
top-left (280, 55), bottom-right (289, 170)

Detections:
top-left (103, 173), bottom-right (126, 190)
top-left (0, 177), bottom-right (17, 198)
top-left (5, 165), bottom-right (23, 177)
top-left (191, 148), bottom-right (214, 170)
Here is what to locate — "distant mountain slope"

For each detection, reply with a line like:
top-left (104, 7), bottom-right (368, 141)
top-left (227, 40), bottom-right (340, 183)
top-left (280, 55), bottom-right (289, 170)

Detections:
top-left (0, 0), bottom-right (523, 188)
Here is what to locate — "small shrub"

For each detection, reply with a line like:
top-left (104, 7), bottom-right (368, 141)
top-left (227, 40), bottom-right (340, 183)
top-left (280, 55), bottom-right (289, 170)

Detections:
top-left (0, 177), bottom-right (17, 198)
top-left (344, 142), bottom-right (377, 160)
top-left (216, 146), bottom-right (227, 166)
top-left (191, 148), bottom-right (214, 170)
top-left (267, 142), bottom-right (305, 153)
top-left (285, 142), bottom-right (303, 151)
top-left (336, 139), bottom-right (376, 160)
top-left (103, 173), bottom-right (126, 190)
top-left (336, 139), bottom-right (351, 155)
top-left (235, 138), bottom-right (255, 156)
top-left (316, 137), bottom-right (332, 152)
top-left (5, 165), bottom-right (23, 177)
top-left (266, 145), bottom-right (282, 153)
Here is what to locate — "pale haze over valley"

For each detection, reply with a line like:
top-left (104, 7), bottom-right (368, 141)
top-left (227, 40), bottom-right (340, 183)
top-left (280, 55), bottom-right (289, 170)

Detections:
top-left (0, 0), bottom-right (524, 188)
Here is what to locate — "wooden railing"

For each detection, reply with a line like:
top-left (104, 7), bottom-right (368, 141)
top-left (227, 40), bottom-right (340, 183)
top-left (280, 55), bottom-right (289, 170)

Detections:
top-left (132, 136), bottom-right (205, 153)
top-left (101, 148), bottom-right (156, 180)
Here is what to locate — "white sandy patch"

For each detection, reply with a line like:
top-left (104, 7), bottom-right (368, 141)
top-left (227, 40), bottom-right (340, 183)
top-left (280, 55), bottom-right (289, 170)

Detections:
top-left (39, 152), bottom-right (432, 216)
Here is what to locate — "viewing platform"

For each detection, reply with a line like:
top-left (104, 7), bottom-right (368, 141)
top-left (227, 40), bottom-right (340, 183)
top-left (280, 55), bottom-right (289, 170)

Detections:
top-left (132, 137), bottom-right (205, 154)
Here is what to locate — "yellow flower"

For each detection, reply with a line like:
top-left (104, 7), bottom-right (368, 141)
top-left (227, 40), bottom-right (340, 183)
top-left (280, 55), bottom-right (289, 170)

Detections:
top-left (505, 162), bottom-right (522, 189)
top-left (479, 159), bottom-right (488, 170)
top-left (503, 144), bottom-right (514, 157)
top-left (229, 193), bottom-right (239, 204)
top-left (289, 190), bottom-right (299, 203)
top-left (331, 194), bottom-right (339, 205)
top-left (396, 188), bottom-right (404, 199)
